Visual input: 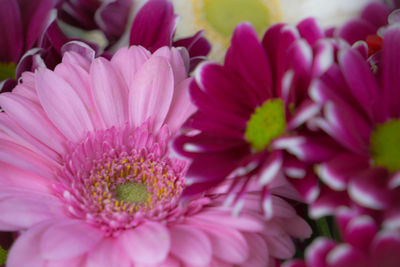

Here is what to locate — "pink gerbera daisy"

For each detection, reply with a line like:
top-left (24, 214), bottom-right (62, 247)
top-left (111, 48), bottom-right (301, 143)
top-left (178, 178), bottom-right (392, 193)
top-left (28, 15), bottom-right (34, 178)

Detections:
top-left (299, 25), bottom-right (400, 227)
top-left (174, 19), bottom-right (337, 215)
top-left (0, 46), bottom-right (310, 266)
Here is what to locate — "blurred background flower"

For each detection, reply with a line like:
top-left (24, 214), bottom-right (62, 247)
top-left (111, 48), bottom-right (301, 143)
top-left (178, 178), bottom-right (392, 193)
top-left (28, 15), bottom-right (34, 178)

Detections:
top-left (171, 0), bottom-right (380, 60)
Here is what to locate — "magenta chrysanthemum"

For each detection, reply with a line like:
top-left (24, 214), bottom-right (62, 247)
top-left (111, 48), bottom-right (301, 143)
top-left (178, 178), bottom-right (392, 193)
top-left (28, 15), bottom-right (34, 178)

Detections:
top-left (299, 25), bottom-right (400, 227)
top-left (0, 46), bottom-right (311, 266)
top-left (174, 19), bottom-right (338, 215)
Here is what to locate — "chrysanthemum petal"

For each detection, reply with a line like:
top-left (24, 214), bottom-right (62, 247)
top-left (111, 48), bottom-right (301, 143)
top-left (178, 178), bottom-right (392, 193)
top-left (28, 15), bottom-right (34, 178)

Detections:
top-left (225, 22), bottom-right (272, 101)
top-left (339, 48), bottom-right (381, 121)
top-left (170, 224), bottom-right (212, 266)
top-left (348, 168), bottom-right (390, 209)
top-left (318, 153), bottom-right (369, 191)
top-left (129, 56), bottom-right (174, 131)
top-left (305, 237), bottom-right (337, 267)
top-left (297, 18), bottom-right (324, 46)
top-left (90, 57), bottom-right (129, 129)
top-left (382, 26), bottom-right (400, 118)
top-left (120, 221), bottom-right (170, 265)
top-left (40, 219), bottom-right (103, 260)
top-left (0, 0), bottom-right (23, 62)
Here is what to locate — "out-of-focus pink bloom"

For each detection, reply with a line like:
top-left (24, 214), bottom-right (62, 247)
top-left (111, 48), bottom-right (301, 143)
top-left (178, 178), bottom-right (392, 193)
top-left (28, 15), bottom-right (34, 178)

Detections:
top-left (0, 46), bottom-right (310, 267)
top-left (174, 19), bottom-right (340, 217)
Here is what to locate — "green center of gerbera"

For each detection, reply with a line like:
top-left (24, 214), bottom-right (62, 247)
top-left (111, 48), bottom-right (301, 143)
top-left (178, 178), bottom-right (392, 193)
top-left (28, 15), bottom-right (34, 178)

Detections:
top-left (202, 0), bottom-right (272, 38)
top-left (114, 182), bottom-right (150, 203)
top-left (370, 119), bottom-right (400, 172)
top-left (245, 99), bottom-right (286, 151)
top-left (0, 62), bottom-right (16, 81)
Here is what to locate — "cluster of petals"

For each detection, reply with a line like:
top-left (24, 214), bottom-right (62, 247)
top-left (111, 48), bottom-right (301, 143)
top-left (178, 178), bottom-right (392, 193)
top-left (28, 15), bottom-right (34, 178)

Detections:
top-left (284, 208), bottom-right (400, 267)
top-left (174, 18), bottom-right (341, 217)
top-left (0, 45), bottom-right (311, 266)
top-left (294, 25), bottom-right (400, 229)
top-left (1, 0), bottom-right (211, 93)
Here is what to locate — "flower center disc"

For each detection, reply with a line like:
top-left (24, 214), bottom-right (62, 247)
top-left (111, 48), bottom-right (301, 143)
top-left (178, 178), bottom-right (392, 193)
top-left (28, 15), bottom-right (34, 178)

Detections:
top-left (0, 62), bottom-right (16, 80)
top-left (202, 0), bottom-right (274, 38)
top-left (370, 119), bottom-right (400, 172)
top-left (115, 182), bottom-right (149, 203)
top-left (245, 98), bottom-right (286, 151)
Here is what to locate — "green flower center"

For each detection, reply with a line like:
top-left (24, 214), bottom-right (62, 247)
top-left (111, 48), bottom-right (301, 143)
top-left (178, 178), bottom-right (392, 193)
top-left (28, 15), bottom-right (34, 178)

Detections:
top-left (202, 0), bottom-right (272, 38)
top-left (370, 119), bottom-right (400, 172)
top-left (114, 182), bottom-right (150, 203)
top-left (0, 62), bottom-right (16, 81)
top-left (245, 99), bottom-right (286, 151)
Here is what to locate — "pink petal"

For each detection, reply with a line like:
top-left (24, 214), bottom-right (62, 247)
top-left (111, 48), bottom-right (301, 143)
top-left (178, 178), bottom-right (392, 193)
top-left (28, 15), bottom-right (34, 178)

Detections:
top-left (129, 56), bottom-right (174, 131)
top-left (40, 220), bottom-right (103, 260)
top-left (120, 221), bottom-right (170, 265)
top-left (90, 57), bottom-right (129, 128)
top-left (111, 46), bottom-right (151, 87)
top-left (0, 189), bottom-right (64, 231)
top-left (264, 232), bottom-right (295, 259)
top-left (170, 224), bottom-right (212, 266)
top-left (196, 224), bottom-right (249, 264)
top-left (6, 220), bottom-right (51, 267)
top-left (0, 138), bottom-right (56, 179)
top-left (86, 238), bottom-right (131, 267)
top-left (0, 92), bottom-right (66, 155)
top-left (54, 62), bottom-right (103, 129)
top-left (0, 161), bottom-right (51, 193)
top-left (36, 69), bottom-right (94, 142)
top-left (62, 51), bottom-right (93, 72)
top-left (164, 78), bottom-right (196, 135)
top-left (241, 233), bottom-right (269, 267)
top-left (0, 113), bottom-right (60, 161)
top-left (153, 46), bottom-right (187, 83)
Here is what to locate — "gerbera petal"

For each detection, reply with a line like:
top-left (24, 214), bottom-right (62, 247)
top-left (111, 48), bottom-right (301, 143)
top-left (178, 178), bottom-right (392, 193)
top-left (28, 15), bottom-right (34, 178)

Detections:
top-left (36, 68), bottom-right (94, 142)
top-left (0, 161), bottom-right (51, 193)
top-left (170, 224), bottom-right (212, 266)
top-left (111, 46), bottom-right (151, 87)
top-left (153, 46), bottom-right (187, 83)
top-left (54, 62), bottom-right (103, 129)
top-left (90, 57), bottom-right (129, 129)
top-left (120, 221), bottom-right (170, 265)
top-left (164, 78), bottom-right (196, 134)
top-left (0, 189), bottom-right (64, 231)
top-left (0, 138), bottom-right (56, 179)
top-left (6, 220), bottom-right (51, 267)
top-left (86, 238), bottom-right (131, 267)
top-left (241, 233), bottom-right (269, 267)
top-left (129, 56), bottom-right (174, 131)
top-left (40, 219), bottom-right (103, 260)
top-left (0, 92), bottom-right (66, 155)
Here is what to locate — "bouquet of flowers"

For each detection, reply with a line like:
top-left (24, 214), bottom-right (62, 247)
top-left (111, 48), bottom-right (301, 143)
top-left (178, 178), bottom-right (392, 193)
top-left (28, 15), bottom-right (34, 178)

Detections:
top-left (0, 0), bottom-right (399, 266)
